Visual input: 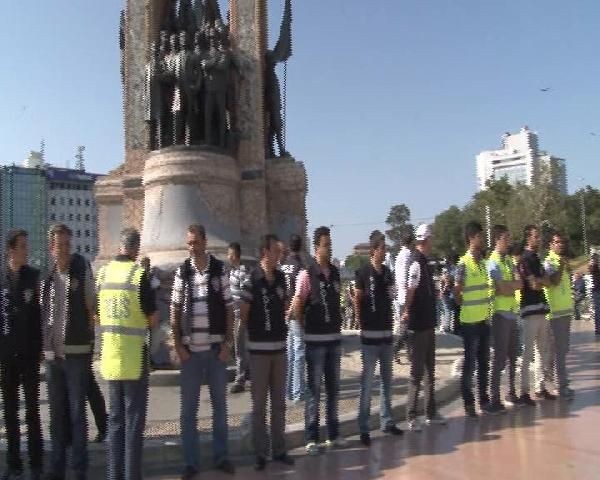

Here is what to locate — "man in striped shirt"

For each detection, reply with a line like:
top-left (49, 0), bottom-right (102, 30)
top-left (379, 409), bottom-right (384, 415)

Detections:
top-left (170, 224), bottom-right (235, 478)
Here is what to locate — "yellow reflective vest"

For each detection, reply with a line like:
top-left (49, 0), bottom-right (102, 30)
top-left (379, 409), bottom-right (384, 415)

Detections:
top-left (459, 251), bottom-right (490, 324)
top-left (543, 251), bottom-right (574, 320)
top-left (488, 251), bottom-right (518, 315)
top-left (97, 260), bottom-right (147, 380)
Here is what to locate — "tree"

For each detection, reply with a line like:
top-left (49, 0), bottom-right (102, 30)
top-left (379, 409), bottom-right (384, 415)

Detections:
top-left (431, 205), bottom-right (464, 259)
top-left (385, 204), bottom-right (413, 256)
top-left (344, 254), bottom-right (369, 274)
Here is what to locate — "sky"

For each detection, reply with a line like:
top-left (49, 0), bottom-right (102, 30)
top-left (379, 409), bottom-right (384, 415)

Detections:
top-left (1, 0), bottom-right (599, 259)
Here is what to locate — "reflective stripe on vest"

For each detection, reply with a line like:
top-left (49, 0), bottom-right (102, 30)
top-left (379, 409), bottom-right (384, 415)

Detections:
top-left (304, 333), bottom-right (342, 342)
top-left (459, 252), bottom-right (490, 324)
top-left (98, 261), bottom-right (146, 381)
top-left (544, 251), bottom-right (574, 320)
top-left (247, 340), bottom-right (286, 350)
top-left (488, 251), bottom-right (518, 314)
top-left (361, 330), bottom-right (393, 339)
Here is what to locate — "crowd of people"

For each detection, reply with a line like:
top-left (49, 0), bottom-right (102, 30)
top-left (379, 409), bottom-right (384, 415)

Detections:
top-left (0, 220), bottom-right (598, 480)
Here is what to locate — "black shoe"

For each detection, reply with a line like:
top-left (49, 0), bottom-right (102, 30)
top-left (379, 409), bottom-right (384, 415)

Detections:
top-left (230, 383), bottom-right (245, 394)
top-left (383, 424), bottom-right (404, 436)
top-left (254, 456), bottom-right (267, 471)
top-left (360, 433), bottom-right (371, 446)
top-left (180, 465), bottom-right (197, 480)
top-left (535, 389), bottom-right (557, 401)
top-left (215, 459), bottom-right (235, 475)
top-left (273, 453), bottom-right (295, 466)
top-left (520, 394), bottom-right (536, 406)
top-left (465, 405), bottom-right (478, 418)
top-left (504, 392), bottom-right (522, 407)
top-left (483, 402), bottom-right (507, 415)
top-left (480, 395), bottom-right (491, 409)
top-left (94, 431), bottom-right (107, 443)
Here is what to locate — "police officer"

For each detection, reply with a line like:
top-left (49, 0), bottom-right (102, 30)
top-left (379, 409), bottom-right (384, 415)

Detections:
top-left (543, 231), bottom-right (575, 398)
top-left (42, 224), bottom-right (96, 480)
top-left (454, 221), bottom-right (491, 417)
top-left (0, 230), bottom-right (43, 480)
top-left (292, 226), bottom-right (346, 456)
top-left (354, 231), bottom-right (403, 446)
top-left (97, 228), bottom-right (157, 480)
top-left (240, 234), bottom-right (295, 470)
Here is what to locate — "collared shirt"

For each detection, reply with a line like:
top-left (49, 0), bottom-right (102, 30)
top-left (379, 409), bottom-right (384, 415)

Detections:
top-left (171, 255), bottom-right (233, 352)
top-left (294, 263), bottom-right (331, 303)
top-left (51, 262), bottom-right (96, 358)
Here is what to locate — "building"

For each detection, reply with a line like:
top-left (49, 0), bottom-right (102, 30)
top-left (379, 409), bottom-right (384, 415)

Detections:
top-left (0, 151), bottom-right (103, 271)
top-left (476, 126), bottom-right (567, 194)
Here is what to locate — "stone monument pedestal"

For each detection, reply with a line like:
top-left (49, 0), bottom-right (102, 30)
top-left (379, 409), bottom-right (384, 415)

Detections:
top-left (141, 146), bottom-right (241, 270)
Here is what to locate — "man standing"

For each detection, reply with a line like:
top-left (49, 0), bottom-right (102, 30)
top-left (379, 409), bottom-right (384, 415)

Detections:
top-left (292, 226), bottom-right (346, 455)
top-left (354, 231), bottom-right (403, 446)
top-left (589, 253), bottom-right (600, 334)
top-left (42, 224), bottom-right (95, 480)
top-left (543, 231), bottom-right (575, 398)
top-left (0, 230), bottom-right (43, 480)
top-left (393, 232), bottom-right (415, 361)
top-left (518, 225), bottom-right (555, 405)
top-left (402, 224), bottom-right (446, 430)
top-left (454, 222), bottom-right (491, 417)
top-left (228, 242), bottom-right (250, 394)
top-left (97, 229), bottom-right (157, 480)
top-left (171, 224), bottom-right (235, 478)
top-left (281, 234), bottom-right (306, 403)
top-left (240, 234), bottom-right (295, 470)
top-left (487, 225), bottom-right (523, 413)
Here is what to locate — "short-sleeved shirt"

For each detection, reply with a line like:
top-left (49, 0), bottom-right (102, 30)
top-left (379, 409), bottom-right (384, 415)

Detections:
top-left (394, 247), bottom-right (412, 305)
top-left (294, 265), bottom-right (331, 303)
top-left (407, 261), bottom-right (422, 290)
top-left (518, 250), bottom-right (548, 316)
top-left (171, 255), bottom-right (233, 351)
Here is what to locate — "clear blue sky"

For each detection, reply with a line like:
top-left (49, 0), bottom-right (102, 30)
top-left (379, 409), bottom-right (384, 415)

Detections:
top-left (1, 0), bottom-right (599, 258)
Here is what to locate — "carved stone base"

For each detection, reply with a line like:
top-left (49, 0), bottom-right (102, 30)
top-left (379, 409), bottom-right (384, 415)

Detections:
top-left (141, 146), bottom-right (241, 270)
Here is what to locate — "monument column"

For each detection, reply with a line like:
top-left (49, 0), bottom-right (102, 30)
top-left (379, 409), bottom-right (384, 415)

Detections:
top-left (230, 0), bottom-right (268, 254)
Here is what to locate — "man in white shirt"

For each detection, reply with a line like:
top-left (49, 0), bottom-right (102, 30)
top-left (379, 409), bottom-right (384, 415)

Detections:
top-left (393, 232), bottom-right (415, 360)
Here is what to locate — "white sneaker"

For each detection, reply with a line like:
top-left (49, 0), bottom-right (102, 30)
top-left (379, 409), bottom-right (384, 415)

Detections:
top-left (324, 437), bottom-right (348, 449)
top-left (425, 414), bottom-right (447, 426)
top-left (305, 442), bottom-right (319, 456)
top-left (407, 419), bottom-right (422, 432)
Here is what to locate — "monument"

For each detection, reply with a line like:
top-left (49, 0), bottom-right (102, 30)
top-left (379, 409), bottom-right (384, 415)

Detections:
top-left (95, 0), bottom-right (307, 365)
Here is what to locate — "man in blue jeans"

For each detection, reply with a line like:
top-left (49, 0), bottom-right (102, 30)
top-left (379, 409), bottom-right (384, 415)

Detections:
top-left (42, 224), bottom-right (96, 480)
top-left (354, 231), bottom-right (403, 446)
top-left (171, 224), bottom-right (235, 479)
top-left (281, 234), bottom-right (306, 402)
top-left (292, 226), bottom-right (347, 456)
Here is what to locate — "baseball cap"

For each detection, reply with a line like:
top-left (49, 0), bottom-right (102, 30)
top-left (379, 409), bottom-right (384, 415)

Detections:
top-left (415, 223), bottom-right (432, 241)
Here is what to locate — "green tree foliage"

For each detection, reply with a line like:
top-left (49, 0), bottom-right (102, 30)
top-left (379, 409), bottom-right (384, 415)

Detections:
top-left (431, 206), bottom-right (464, 258)
top-left (385, 204), bottom-right (414, 256)
top-left (344, 254), bottom-right (369, 274)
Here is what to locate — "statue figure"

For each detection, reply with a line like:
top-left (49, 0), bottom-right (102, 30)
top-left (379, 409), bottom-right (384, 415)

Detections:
top-left (182, 31), bottom-right (205, 145)
top-left (119, 10), bottom-right (126, 83)
top-left (202, 29), bottom-right (232, 148)
top-left (144, 42), bottom-right (163, 150)
top-left (265, 0), bottom-right (293, 158)
top-left (166, 32), bottom-right (188, 145)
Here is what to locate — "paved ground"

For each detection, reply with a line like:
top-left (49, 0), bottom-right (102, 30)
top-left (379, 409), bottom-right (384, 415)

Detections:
top-left (142, 319), bottom-right (600, 479)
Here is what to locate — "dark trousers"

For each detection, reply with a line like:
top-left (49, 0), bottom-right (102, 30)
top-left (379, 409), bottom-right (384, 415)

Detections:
top-left (107, 367), bottom-right (149, 480)
top-left (490, 314), bottom-right (518, 402)
top-left (46, 355), bottom-right (91, 478)
top-left (0, 356), bottom-right (43, 472)
top-left (461, 322), bottom-right (490, 407)
top-left (406, 328), bottom-right (436, 421)
top-left (65, 365), bottom-right (107, 441)
top-left (305, 342), bottom-right (341, 443)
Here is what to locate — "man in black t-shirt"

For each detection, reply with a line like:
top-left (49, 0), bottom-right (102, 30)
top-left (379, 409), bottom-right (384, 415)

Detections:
top-left (589, 253), bottom-right (600, 334)
top-left (517, 225), bottom-right (555, 405)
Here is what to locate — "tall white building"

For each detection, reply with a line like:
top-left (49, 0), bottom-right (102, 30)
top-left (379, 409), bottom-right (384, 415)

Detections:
top-left (476, 126), bottom-right (567, 194)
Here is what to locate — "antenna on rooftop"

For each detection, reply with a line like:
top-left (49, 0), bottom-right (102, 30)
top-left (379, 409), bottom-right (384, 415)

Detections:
top-left (40, 139), bottom-right (46, 163)
top-left (75, 146), bottom-right (86, 171)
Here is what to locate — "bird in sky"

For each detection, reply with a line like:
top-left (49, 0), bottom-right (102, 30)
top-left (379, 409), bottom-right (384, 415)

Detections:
top-left (540, 87), bottom-right (551, 92)
top-left (590, 132), bottom-right (597, 136)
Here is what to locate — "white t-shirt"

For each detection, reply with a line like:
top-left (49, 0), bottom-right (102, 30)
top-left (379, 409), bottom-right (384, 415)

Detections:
top-left (394, 246), bottom-right (412, 305)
